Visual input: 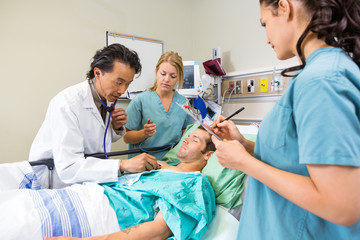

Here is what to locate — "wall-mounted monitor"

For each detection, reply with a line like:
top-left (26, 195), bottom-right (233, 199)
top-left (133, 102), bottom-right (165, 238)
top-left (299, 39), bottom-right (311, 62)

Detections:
top-left (178, 61), bottom-right (203, 98)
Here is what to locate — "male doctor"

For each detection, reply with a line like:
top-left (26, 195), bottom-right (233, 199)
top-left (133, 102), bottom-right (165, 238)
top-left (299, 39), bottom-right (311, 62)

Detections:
top-left (29, 44), bottom-right (160, 188)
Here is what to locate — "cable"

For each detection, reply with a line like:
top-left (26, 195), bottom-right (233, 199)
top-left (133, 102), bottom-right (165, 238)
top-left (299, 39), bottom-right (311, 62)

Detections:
top-left (103, 111), bottom-right (112, 159)
top-left (227, 88), bottom-right (235, 103)
top-left (222, 88), bottom-right (229, 104)
top-left (91, 77), bottom-right (118, 159)
top-left (138, 140), bottom-right (177, 153)
top-left (101, 98), bottom-right (118, 159)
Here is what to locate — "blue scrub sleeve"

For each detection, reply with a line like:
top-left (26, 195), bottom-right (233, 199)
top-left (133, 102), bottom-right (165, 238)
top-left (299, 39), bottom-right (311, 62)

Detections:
top-left (125, 95), bottom-right (143, 131)
top-left (294, 76), bottom-right (360, 166)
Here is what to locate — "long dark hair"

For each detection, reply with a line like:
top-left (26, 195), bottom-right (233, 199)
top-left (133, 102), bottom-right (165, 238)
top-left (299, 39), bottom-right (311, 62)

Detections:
top-left (86, 43), bottom-right (142, 80)
top-left (260, 0), bottom-right (360, 77)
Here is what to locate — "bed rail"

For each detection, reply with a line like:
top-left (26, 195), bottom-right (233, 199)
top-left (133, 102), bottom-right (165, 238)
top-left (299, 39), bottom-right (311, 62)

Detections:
top-left (29, 144), bottom-right (174, 188)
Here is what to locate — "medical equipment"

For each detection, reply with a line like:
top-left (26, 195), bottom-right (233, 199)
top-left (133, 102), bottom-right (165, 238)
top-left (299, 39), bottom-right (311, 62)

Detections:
top-left (213, 107), bottom-right (245, 129)
top-left (178, 61), bottom-right (203, 98)
top-left (175, 102), bottom-right (222, 141)
top-left (203, 58), bottom-right (226, 76)
top-left (92, 78), bottom-right (118, 159)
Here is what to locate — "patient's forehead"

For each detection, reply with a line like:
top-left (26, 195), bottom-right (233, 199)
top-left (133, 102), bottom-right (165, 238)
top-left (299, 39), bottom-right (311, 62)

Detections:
top-left (190, 129), bottom-right (210, 141)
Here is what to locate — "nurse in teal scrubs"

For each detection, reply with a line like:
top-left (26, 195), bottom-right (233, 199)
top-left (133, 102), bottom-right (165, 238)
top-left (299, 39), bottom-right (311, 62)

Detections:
top-left (211, 0), bottom-right (360, 239)
top-left (124, 52), bottom-right (193, 160)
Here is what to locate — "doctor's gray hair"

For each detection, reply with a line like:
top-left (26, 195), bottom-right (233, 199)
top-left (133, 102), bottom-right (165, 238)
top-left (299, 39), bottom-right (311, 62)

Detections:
top-left (86, 43), bottom-right (142, 80)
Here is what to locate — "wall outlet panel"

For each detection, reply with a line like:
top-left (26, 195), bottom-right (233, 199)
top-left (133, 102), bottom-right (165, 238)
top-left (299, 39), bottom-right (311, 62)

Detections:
top-left (260, 78), bottom-right (268, 92)
top-left (235, 80), bottom-right (242, 94)
top-left (221, 72), bottom-right (290, 98)
top-left (247, 79), bottom-right (255, 93)
top-left (228, 81), bottom-right (235, 91)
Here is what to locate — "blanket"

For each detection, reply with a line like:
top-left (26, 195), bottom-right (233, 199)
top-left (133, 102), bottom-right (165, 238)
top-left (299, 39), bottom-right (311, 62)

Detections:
top-left (0, 183), bottom-right (119, 240)
top-left (102, 170), bottom-right (216, 240)
top-left (0, 170), bottom-right (215, 240)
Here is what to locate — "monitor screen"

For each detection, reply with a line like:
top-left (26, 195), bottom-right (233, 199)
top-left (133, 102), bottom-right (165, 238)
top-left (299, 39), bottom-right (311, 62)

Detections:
top-left (178, 61), bottom-right (202, 97)
top-left (183, 65), bottom-right (195, 89)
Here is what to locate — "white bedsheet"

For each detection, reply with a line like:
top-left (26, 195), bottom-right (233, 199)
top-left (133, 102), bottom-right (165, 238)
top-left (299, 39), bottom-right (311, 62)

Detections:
top-left (0, 162), bottom-right (240, 239)
top-left (0, 183), bottom-right (119, 240)
top-left (202, 206), bottom-right (239, 240)
top-left (0, 160), bottom-right (40, 192)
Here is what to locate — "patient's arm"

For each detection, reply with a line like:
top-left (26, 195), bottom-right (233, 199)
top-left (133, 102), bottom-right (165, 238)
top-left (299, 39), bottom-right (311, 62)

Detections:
top-left (46, 212), bottom-right (172, 240)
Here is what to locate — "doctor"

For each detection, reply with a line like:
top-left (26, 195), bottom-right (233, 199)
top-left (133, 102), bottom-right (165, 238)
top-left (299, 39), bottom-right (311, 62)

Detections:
top-left (29, 44), bottom-right (159, 188)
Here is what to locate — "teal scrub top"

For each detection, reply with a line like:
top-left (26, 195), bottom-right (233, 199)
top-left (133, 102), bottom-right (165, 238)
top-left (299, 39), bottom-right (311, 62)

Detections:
top-left (125, 90), bottom-right (193, 160)
top-left (237, 48), bottom-right (360, 240)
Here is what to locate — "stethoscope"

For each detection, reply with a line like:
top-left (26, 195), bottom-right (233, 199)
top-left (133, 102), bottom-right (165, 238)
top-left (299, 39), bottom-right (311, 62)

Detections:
top-left (92, 77), bottom-right (117, 159)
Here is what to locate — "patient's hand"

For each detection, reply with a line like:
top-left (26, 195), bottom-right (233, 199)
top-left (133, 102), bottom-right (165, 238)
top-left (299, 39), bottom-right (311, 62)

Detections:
top-left (44, 211), bottom-right (172, 240)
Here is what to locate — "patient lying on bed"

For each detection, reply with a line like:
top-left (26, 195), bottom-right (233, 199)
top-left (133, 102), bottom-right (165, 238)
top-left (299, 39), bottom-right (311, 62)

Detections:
top-left (0, 126), bottom-right (216, 240)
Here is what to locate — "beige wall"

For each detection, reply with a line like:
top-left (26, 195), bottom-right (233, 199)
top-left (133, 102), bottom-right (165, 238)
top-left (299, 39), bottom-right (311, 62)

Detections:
top-left (0, 0), bottom-right (297, 163)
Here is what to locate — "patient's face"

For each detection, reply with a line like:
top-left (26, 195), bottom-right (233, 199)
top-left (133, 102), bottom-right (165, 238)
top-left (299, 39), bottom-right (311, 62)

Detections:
top-left (176, 129), bottom-right (210, 162)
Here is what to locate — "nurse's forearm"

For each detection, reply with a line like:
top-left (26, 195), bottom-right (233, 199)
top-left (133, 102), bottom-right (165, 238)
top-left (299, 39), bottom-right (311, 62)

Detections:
top-left (123, 129), bottom-right (147, 144)
top-left (243, 156), bottom-right (360, 226)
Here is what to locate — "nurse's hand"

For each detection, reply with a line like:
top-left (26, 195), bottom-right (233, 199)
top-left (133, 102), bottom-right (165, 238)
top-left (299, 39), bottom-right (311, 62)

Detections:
top-left (111, 108), bottom-right (127, 130)
top-left (120, 153), bottom-right (159, 173)
top-left (212, 115), bottom-right (243, 142)
top-left (211, 136), bottom-right (251, 171)
top-left (144, 119), bottom-right (156, 138)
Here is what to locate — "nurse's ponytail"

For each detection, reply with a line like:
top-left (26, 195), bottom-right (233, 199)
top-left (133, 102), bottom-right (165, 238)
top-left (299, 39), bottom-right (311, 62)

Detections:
top-left (150, 51), bottom-right (184, 91)
top-left (260, 0), bottom-right (360, 76)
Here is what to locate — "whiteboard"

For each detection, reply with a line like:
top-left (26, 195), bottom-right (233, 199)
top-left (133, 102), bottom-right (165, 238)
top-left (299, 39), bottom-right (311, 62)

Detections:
top-left (106, 31), bottom-right (163, 98)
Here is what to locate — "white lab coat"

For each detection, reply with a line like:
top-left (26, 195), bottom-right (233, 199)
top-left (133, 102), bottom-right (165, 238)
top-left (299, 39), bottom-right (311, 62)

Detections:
top-left (29, 80), bottom-right (125, 188)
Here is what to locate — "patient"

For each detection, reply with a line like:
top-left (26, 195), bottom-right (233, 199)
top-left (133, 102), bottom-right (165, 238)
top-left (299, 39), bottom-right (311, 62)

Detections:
top-left (1, 126), bottom-right (216, 240)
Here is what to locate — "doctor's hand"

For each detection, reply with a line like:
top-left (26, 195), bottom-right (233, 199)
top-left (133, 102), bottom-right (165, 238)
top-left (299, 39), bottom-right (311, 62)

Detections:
top-left (111, 108), bottom-right (127, 130)
top-left (144, 119), bottom-right (156, 138)
top-left (211, 136), bottom-right (251, 172)
top-left (212, 115), bottom-right (243, 142)
top-left (120, 153), bottom-right (159, 173)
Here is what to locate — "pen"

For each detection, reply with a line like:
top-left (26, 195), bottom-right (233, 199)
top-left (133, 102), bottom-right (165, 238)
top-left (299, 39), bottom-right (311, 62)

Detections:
top-left (213, 107), bottom-right (245, 128)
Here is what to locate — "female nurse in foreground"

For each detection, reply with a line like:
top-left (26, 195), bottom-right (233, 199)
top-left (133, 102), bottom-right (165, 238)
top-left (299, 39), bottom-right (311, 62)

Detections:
top-left (124, 52), bottom-right (193, 160)
top-left (212, 0), bottom-right (360, 239)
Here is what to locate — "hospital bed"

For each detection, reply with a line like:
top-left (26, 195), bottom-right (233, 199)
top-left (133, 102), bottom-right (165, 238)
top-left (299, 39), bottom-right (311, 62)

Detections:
top-left (0, 123), bottom-right (257, 240)
top-left (0, 162), bottom-right (241, 240)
